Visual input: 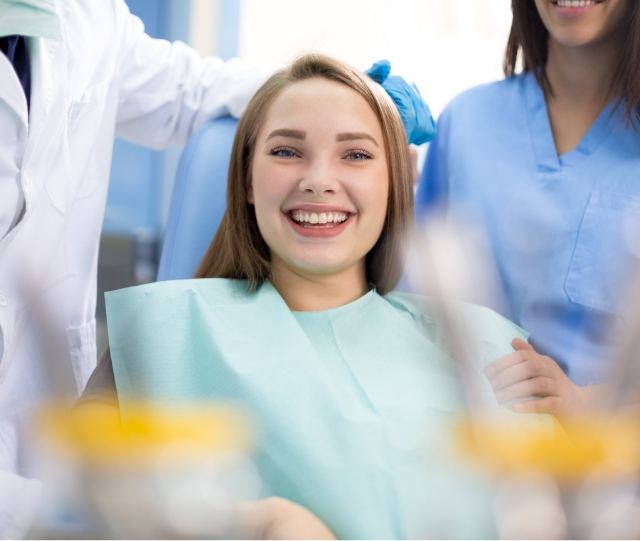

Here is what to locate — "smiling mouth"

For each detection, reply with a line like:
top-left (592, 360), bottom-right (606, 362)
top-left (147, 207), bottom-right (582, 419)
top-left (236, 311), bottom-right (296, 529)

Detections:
top-left (288, 209), bottom-right (352, 228)
top-left (551, 0), bottom-right (604, 6)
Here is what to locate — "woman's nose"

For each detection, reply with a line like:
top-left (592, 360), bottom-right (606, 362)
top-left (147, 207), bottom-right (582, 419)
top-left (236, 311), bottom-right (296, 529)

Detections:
top-left (298, 162), bottom-right (340, 195)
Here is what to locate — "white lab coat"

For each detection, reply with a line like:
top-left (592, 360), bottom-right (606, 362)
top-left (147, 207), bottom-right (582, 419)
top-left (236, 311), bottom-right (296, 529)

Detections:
top-left (0, 1), bottom-right (263, 536)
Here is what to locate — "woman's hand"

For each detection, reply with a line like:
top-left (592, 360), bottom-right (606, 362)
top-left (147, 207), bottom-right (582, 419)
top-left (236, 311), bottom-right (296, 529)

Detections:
top-left (236, 497), bottom-right (335, 540)
top-left (484, 338), bottom-right (604, 416)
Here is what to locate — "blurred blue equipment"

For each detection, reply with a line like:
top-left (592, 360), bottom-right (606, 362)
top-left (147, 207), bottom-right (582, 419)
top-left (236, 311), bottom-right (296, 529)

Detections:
top-left (365, 60), bottom-right (436, 145)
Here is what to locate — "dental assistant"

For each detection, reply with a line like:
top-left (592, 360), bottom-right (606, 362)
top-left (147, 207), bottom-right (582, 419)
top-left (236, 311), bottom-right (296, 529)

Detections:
top-left (416, 0), bottom-right (640, 416)
top-left (0, 0), bottom-right (265, 536)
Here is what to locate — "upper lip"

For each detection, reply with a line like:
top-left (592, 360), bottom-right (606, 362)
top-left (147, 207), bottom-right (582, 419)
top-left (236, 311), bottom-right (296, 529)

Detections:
top-left (283, 203), bottom-right (356, 214)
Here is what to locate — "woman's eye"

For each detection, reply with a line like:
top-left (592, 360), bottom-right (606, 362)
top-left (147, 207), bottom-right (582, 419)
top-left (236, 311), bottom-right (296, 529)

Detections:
top-left (270, 147), bottom-right (300, 158)
top-left (344, 149), bottom-right (373, 161)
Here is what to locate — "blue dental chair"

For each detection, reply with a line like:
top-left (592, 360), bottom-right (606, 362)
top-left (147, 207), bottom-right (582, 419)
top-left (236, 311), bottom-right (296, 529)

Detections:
top-left (157, 116), bottom-right (238, 281)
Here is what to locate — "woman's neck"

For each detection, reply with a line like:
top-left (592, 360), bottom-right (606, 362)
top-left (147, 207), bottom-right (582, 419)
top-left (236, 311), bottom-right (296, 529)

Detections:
top-left (544, 35), bottom-right (621, 154)
top-left (546, 37), bottom-right (618, 105)
top-left (269, 260), bottom-right (369, 312)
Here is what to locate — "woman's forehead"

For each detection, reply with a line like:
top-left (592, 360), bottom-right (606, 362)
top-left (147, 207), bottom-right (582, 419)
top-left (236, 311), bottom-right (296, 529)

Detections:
top-left (259, 78), bottom-right (382, 139)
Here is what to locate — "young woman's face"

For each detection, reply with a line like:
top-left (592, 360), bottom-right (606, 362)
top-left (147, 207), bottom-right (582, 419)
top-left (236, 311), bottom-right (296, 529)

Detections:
top-left (534, 0), bottom-right (630, 49)
top-left (249, 78), bottom-right (389, 283)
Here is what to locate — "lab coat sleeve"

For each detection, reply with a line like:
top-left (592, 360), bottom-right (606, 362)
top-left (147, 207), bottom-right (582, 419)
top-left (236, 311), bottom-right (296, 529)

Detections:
top-left (112, 0), bottom-right (268, 149)
top-left (0, 471), bottom-right (42, 539)
top-left (415, 106), bottom-right (452, 216)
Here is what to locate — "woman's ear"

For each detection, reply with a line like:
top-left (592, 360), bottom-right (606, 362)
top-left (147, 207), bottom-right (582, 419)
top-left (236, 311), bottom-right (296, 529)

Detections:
top-left (247, 185), bottom-right (254, 204)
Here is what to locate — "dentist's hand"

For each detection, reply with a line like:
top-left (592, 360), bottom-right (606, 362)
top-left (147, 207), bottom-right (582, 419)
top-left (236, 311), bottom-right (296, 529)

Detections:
top-left (365, 60), bottom-right (436, 145)
top-left (484, 338), bottom-right (604, 417)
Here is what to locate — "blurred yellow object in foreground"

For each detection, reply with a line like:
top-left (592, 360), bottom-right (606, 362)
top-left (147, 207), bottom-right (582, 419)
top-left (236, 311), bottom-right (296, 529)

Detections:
top-left (39, 401), bottom-right (254, 464)
top-left (34, 402), bottom-right (261, 538)
top-left (457, 415), bottom-right (640, 480)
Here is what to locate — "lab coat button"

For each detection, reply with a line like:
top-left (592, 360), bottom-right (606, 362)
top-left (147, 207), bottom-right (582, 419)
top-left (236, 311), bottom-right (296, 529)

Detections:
top-left (0, 293), bottom-right (8, 307)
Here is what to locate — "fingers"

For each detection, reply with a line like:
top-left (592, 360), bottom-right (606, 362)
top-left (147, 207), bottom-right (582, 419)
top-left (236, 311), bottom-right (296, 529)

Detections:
top-left (487, 355), bottom-right (550, 391)
top-left (485, 338), bottom-right (561, 385)
top-left (364, 60), bottom-right (391, 83)
top-left (494, 376), bottom-right (558, 404)
top-left (484, 340), bottom-right (569, 416)
top-left (484, 350), bottom-right (528, 379)
top-left (484, 346), bottom-right (547, 380)
top-left (511, 337), bottom-right (534, 351)
top-left (512, 397), bottom-right (560, 415)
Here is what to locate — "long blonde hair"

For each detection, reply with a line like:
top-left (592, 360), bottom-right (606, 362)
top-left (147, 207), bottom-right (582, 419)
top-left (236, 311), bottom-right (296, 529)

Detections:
top-left (196, 53), bottom-right (414, 294)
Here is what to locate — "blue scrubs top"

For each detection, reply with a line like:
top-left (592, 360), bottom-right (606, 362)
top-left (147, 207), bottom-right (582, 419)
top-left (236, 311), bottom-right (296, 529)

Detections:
top-left (416, 72), bottom-right (640, 386)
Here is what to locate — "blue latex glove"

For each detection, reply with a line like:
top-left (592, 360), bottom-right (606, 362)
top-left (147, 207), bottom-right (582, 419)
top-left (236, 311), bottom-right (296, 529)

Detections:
top-left (365, 60), bottom-right (436, 145)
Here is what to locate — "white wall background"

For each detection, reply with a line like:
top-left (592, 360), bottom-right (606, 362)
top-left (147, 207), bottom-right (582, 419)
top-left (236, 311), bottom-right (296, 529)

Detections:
top-left (236, 0), bottom-right (512, 119)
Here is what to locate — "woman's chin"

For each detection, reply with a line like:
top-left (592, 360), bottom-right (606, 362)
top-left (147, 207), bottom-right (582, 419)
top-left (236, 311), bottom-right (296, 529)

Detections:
top-left (288, 260), bottom-right (351, 278)
top-left (551, 27), bottom-right (611, 48)
top-left (278, 253), bottom-right (361, 281)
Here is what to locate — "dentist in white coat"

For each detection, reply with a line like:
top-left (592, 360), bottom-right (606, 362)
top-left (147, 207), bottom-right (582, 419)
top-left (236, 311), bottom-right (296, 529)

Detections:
top-left (0, 0), bottom-right (264, 536)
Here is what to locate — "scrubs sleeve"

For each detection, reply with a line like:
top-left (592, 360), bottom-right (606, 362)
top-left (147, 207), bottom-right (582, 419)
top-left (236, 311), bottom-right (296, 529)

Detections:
top-left (111, 0), bottom-right (267, 149)
top-left (415, 106), bottom-right (452, 215)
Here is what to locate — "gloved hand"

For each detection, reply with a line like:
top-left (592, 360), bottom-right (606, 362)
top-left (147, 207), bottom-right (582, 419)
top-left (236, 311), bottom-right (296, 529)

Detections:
top-left (365, 60), bottom-right (436, 145)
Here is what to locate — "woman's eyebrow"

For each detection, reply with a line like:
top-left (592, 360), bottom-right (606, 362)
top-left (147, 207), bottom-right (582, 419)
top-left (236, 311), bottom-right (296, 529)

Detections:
top-left (336, 132), bottom-right (379, 147)
top-left (266, 128), bottom-right (306, 140)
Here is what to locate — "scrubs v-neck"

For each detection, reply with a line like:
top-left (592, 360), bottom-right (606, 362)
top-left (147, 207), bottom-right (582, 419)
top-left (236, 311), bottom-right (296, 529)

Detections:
top-left (417, 72), bottom-right (640, 385)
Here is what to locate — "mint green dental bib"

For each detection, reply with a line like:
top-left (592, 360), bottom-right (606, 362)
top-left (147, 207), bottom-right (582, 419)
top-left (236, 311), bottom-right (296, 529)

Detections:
top-left (106, 279), bottom-right (540, 539)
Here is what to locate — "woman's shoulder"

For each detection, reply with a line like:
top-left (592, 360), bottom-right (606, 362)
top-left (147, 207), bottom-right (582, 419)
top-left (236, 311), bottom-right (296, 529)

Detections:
top-left (384, 290), bottom-right (508, 322)
top-left (440, 73), bottom-right (529, 122)
top-left (105, 278), bottom-right (255, 307)
top-left (384, 292), bottom-right (528, 354)
top-left (383, 290), bottom-right (434, 322)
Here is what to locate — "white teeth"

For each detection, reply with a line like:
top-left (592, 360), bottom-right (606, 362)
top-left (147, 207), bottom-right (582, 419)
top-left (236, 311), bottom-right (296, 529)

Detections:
top-left (290, 210), bottom-right (348, 225)
top-left (554, 0), bottom-right (598, 7)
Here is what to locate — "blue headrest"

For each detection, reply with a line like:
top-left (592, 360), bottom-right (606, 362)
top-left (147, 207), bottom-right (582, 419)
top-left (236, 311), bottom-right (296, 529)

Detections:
top-left (157, 117), bottom-right (238, 281)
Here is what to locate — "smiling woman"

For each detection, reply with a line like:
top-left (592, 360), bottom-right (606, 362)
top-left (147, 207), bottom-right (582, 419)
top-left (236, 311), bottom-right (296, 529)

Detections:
top-left (196, 53), bottom-right (412, 305)
top-left (87, 54), bottom-right (549, 539)
top-left (505, 0), bottom-right (639, 124)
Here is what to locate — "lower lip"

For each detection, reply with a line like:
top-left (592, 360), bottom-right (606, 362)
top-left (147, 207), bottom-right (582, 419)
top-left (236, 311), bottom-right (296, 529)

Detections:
top-left (551, 1), bottom-right (602, 16)
top-left (285, 213), bottom-right (353, 238)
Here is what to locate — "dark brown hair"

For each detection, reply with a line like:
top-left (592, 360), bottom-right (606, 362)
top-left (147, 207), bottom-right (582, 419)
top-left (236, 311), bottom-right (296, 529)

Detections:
top-left (504, 0), bottom-right (640, 123)
top-left (195, 53), bottom-right (414, 294)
